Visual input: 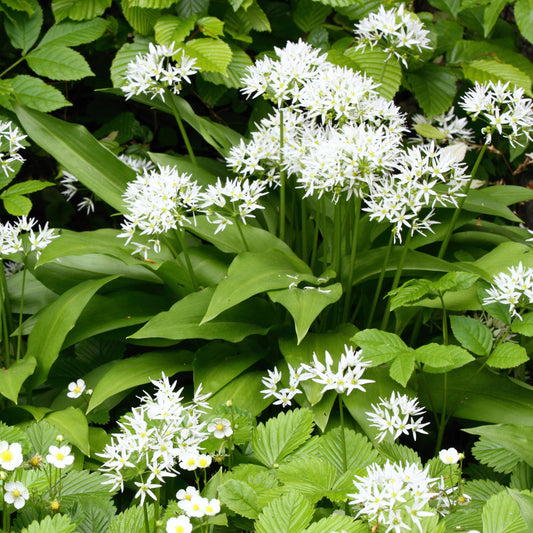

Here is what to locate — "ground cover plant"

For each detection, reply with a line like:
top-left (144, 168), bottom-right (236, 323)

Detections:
top-left (1, 0), bottom-right (533, 531)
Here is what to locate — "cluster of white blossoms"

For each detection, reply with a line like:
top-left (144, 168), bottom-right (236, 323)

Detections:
top-left (122, 42), bottom-right (199, 101)
top-left (364, 142), bottom-right (470, 242)
top-left (483, 262), bottom-right (533, 319)
top-left (366, 391), bottom-right (429, 443)
top-left (98, 374), bottom-right (212, 503)
top-left (349, 461), bottom-right (436, 533)
top-left (411, 108), bottom-right (474, 146)
top-left (0, 216), bottom-right (57, 259)
top-left (166, 487), bottom-right (221, 532)
top-left (261, 345), bottom-right (374, 407)
top-left (459, 80), bottom-right (533, 146)
top-left (353, 4), bottom-right (431, 67)
top-left (0, 120), bottom-right (26, 177)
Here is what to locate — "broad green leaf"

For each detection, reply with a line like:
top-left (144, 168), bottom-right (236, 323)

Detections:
top-left (27, 45), bottom-right (93, 80)
top-left (472, 436), bottom-right (522, 474)
top-left (154, 14), bottom-right (196, 46)
top-left (4, 75), bottom-right (70, 112)
top-left (450, 315), bottom-right (493, 356)
top-left (21, 514), bottom-right (76, 533)
top-left (428, 0), bottom-right (461, 16)
top-left (4, 0), bottom-right (42, 54)
top-left (2, 194), bottom-right (32, 215)
top-left (59, 469), bottom-right (114, 504)
top-left (109, 504), bottom-right (155, 533)
top-left (252, 408), bottom-right (314, 467)
top-left (389, 279), bottom-right (433, 311)
top-left (389, 350), bottom-right (415, 387)
top-left (303, 515), bottom-right (367, 533)
top-left (277, 457), bottom-right (337, 503)
top-left (515, 0), bottom-right (533, 45)
top-left (483, 0), bottom-right (507, 36)
top-left (268, 283), bottom-right (342, 344)
top-left (482, 488), bottom-right (528, 533)
top-left (509, 490), bottom-right (533, 533)
top-left (415, 343), bottom-right (454, 367)
top-left (197, 15), bottom-right (224, 37)
top-left (512, 313), bottom-right (533, 336)
top-left (202, 249), bottom-right (314, 323)
top-left (379, 441), bottom-right (422, 465)
top-left (235, 1), bottom-right (270, 32)
top-left (87, 350), bottom-right (193, 412)
top-left (0, 356), bottom-right (37, 404)
top-left (255, 492), bottom-right (313, 533)
top-left (433, 271), bottom-right (479, 293)
top-left (37, 18), bottom-right (108, 48)
top-left (131, 287), bottom-right (276, 342)
top-left (420, 345), bottom-right (475, 373)
top-left (122, 5), bottom-right (162, 34)
top-left (123, 0), bottom-right (176, 6)
top-left (293, 0), bottom-right (331, 32)
top-left (51, 0), bottom-right (111, 22)
top-left (45, 407), bottom-right (89, 455)
top-left (218, 480), bottom-right (260, 519)
top-left (2, 180), bottom-right (53, 197)
top-left (344, 48), bottom-right (402, 100)
top-left (25, 420), bottom-right (61, 455)
top-left (352, 329), bottom-right (409, 366)
top-left (0, 0), bottom-right (34, 14)
top-left (413, 123), bottom-right (447, 140)
top-left (15, 104), bottom-right (134, 211)
top-left (183, 38), bottom-right (232, 74)
top-left (407, 64), bottom-right (457, 117)
top-left (202, 44), bottom-right (253, 88)
top-left (175, 0), bottom-right (209, 18)
top-left (463, 59), bottom-right (532, 96)
top-left (464, 188), bottom-right (524, 222)
top-left (420, 365), bottom-right (533, 425)
top-left (487, 343), bottom-right (529, 369)
top-left (25, 276), bottom-right (117, 388)
top-left (110, 42), bottom-right (150, 87)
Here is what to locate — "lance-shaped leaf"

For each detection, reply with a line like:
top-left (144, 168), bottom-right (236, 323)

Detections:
top-left (45, 407), bottom-right (89, 455)
top-left (0, 356), bottom-right (37, 404)
top-left (1, 75), bottom-right (70, 112)
top-left (15, 104), bottom-right (134, 211)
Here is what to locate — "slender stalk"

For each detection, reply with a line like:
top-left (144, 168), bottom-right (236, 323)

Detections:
top-left (16, 265), bottom-right (27, 361)
top-left (438, 144), bottom-right (487, 259)
top-left (440, 294), bottom-right (448, 346)
top-left (367, 231), bottom-right (394, 328)
top-left (175, 229), bottom-right (198, 290)
top-left (278, 109), bottom-right (286, 242)
top-left (3, 498), bottom-right (9, 533)
top-left (301, 199), bottom-right (309, 262)
top-left (143, 501), bottom-right (151, 533)
top-left (381, 232), bottom-right (412, 330)
top-left (342, 195), bottom-right (362, 323)
top-left (338, 395), bottom-right (347, 473)
top-left (165, 90), bottom-right (197, 166)
top-left (235, 217), bottom-right (250, 252)
top-left (0, 261), bottom-right (12, 367)
top-left (435, 372), bottom-right (448, 454)
top-left (0, 56), bottom-right (25, 79)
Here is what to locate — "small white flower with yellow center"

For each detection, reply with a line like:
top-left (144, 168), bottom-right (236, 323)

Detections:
top-left (179, 452), bottom-right (199, 471)
top-left (204, 498), bottom-right (220, 516)
top-left (4, 481), bottom-right (29, 509)
top-left (176, 486), bottom-right (199, 502)
top-left (180, 494), bottom-right (208, 518)
top-left (166, 516), bottom-right (192, 533)
top-left (67, 378), bottom-right (86, 399)
top-left (439, 448), bottom-right (464, 465)
top-left (0, 441), bottom-right (23, 471)
top-left (207, 418), bottom-right (233, 439)
top-left (46, 445), bottom-right (74, 469)
top-left (196, 454), bottom-right (212, 469)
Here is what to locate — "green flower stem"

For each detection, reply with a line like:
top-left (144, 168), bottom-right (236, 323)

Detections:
top-left (235, 217), bottom-right (250, 252)
top-left (0, 56), bottom-right (25, 79)
top-left (440, 294), bottom-right (448, 346)
top-left (0, 261), bottom-right (12, 368)
top-left (165, 90), bottom-right (197, 166)
top-left (438, 144), bottom-right (487, 259)
top-left (278, 108), bottom-right (286, 242)
top-left (175, 229), bottom-right (198, 291)
top-left (338, 395), bottom-right (347, 473)
top-left (367, 232), bottom-right (394, 328)
top-left (435, 372), bottom-right (448, 454)
top-left (310, 213), bottom-right (320, 274)
top-left (381, 231), bottom-right (412, 330)
top-left (16, 265), bottom-right (27, 361)
top-left (301, 199), bottom-right (309, 262)
top-left (343, 195), bottom-right (362, 323)
top-left (143, 501), bottom-right (150, 533)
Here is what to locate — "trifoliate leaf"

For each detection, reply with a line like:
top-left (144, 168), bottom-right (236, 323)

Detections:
top-left (218, 479), bottom-right (261, 519)
top-left (21, 514), bottom-right (76, 533)
top-left (487, 343), bottom-right (528, 369)
top-left (352, 329), bottom-right (410, 366)
top-left (255, 492), bottom-right (314, 533)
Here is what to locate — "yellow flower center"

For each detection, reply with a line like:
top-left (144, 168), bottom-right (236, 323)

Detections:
top-left (56, 453), bottom-right (64, 461)
top-left (1, 450), bottom-right (13, 462)
top-left (12, 490), bottom-right (20, 498)
top-left (216, 423), bottom-right (224, 431)
top-left (74, 386), bottom-right (82, 394)
top-left (187, 458), bottom-right (195, 466)
top-left (174, 527), bottom-right (184, 533)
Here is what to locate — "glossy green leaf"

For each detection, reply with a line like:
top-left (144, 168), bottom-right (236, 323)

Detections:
top-left (463, 59), bottom-right (532, 96)
top-left (218, 480), bottom-right (260, 520)
top-left (25, 275), bottom-right (118, 388)
top-left (202, 44), bottom-right (253, 88)
top-left (268, 283), bottom-right (342, 344)
top-left (45, 407), bottom-right (89, 455)
top-left (389, 350), bottom-right (415, 387)
top-left (482, 487), bottom-right (528, 533)
top-left (197, 15), bottom-right (224, 37)
top-left (413, 123), bottom-right (447, 140)
top-left (352, 329), bottom-right (410, 366)
top-left (2, 180), bottom-right (54, 197)
top-left (3, 75), bottom-right (70, 112)
top-left (515, 0), bottom-right (533, 45)
top-left (487, 343), bottom-right (529, 369)
top-left (511, 313), bottom-right (533, 336)
top-left (123, 0), bottom-right (176, 7)
top-left (255, 492), bottom-right (313, 533)
top-left (131, 287), bottom-right (276, 342)
top-left (483, 0), bottom-right (507, 36)
top-left (2, 194), bottom-right (32, 215)
top-left (407, 64), bottom-right (457, 117)
top-left (303, 515), bottom-right (367, 533)
top-left (154, 14), bottom-right (196, 46)
top-left (450, 315), bottom-right (493, 356)
top-left (3, 0), bottom-right (42, 54)
top-left (293, 0), bottom-right (331, 32)
top-left (51, 0), bottom-right (111, 22)
top-left (183, 38), bottom-right (232, 74)
top-left (87, 350), bottom-right (193, 412)
top-left (509, 490), bottom-right (533, 533)
top-left (21, 514), bottom-right (76, 533)
top-left (0, 356), bottom-right (37, 404)
top-left (202, 249), bottom-right (314, 323)
top-left (27, 45), bottom-right (93, 80)
top-left (15, 104), bottom-right (134, 211)
top-left (37, 17), bottom-right (108, 48)
top-left (464, 188), bottom-right (524, 222)
top-left (0, 0), bottom-right (35, 14)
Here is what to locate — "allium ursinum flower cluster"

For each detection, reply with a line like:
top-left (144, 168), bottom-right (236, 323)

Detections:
top-left (348, 461), bottom-right (436, 533)
top-left (261, 345), bottom-right (374, 407)
top-left (364, 142), bottom-right (470, 242)
top-left (483, 262), bottom-right (533, 319)
top-left (0, 216), bottom-right (57, 259)
top-left (118, 164), bottom-right (202, 257)
top-left (459, 81), bottom-right (533, 146)
top-left (0, 120), bottom-right (26, 177)
top-left (353, 4), bottom-right (431, 67)
top-left (122, 42), bottom-right (199, 101)
top-left (366, 391), bottom-right (429, 443)
top-left (98, 375), bottom-right (211, 504)
top-left (199, 177), bottom-right (268, 233)
top-left (411, 108), bottom-right (474, 146)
